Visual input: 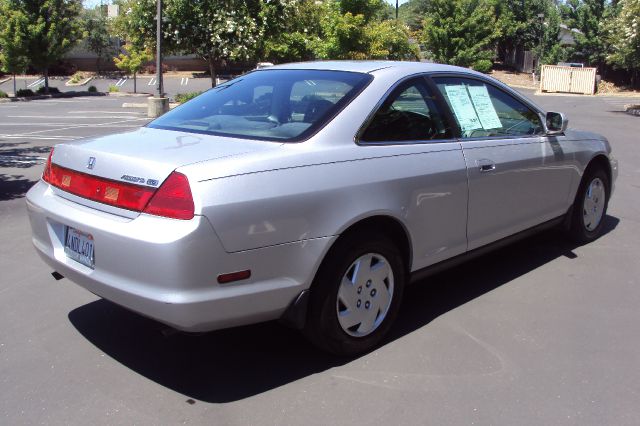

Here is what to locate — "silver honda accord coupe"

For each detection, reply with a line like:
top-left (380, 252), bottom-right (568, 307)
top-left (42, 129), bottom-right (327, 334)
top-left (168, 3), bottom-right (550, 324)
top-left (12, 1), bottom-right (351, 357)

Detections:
top-left (26, 61), bottom-right (617, 355)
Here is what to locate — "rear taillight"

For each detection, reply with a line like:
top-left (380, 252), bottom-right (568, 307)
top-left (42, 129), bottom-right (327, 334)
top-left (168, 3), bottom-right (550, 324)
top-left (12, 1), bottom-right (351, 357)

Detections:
top-left (42, 148), bottom-right (54, 183)
top-left (143, 172), bottom-right (194, 220)
top-left (46, 163), bottom-right (156, 211)
top-left (43, 158), bottom-right (194, 220)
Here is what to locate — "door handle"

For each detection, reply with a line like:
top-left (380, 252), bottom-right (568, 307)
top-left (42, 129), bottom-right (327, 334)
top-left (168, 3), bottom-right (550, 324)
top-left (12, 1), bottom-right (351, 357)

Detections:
top-left (477, 159), bottom-right (496, 173)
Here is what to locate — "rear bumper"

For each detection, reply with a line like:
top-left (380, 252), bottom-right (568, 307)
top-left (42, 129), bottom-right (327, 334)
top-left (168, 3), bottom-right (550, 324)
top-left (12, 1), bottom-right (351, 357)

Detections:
top-left (26, 181), bottom-right (333, 331)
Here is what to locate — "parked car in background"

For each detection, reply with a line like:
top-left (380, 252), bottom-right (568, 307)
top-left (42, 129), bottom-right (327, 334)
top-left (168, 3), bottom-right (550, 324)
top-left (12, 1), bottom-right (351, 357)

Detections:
top-left (26, 61), bottom-right (617, 355)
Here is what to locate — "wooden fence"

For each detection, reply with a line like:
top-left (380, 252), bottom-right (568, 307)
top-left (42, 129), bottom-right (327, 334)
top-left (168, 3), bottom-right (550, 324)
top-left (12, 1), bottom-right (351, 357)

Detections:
top-left (540, 65), bottom-right (597, 95)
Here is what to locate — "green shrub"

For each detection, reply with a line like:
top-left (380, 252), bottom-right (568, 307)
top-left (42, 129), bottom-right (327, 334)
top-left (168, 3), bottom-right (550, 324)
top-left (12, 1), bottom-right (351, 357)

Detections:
top-left (36, 86), bottom-right (60, 94)
top-left (472, 59), bottom-right (493, 74)
top-left (175, 91), bottom-right (202, 103)
top-left (87, 85), bottom-right (97, 93)
top-left (16, 88), bottom-right (34, 97)
top-left (68, 72), bottom-right (87, 84)
top-left (108, 85), bottom-right (120, 93)
top-left (0, 90), bottom-right (7, 98)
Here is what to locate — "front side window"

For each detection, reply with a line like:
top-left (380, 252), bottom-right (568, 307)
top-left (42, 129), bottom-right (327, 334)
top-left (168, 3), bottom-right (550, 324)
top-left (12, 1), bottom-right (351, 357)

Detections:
top-left (360, 78), bottom-right (453, 143)
top-left (148, 70), bottom-right (372, 142)
top-left (432, 77), bottom-right (544, 139)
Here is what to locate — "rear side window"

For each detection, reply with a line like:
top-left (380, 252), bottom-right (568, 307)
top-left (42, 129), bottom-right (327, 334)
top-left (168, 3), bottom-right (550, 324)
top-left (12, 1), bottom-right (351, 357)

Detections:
top-left (432, 77), bottom-right (543, 138)
top-left (148, 70), bottom-right (371, 142)
top-left (360, 78), bottom-right (453, 143)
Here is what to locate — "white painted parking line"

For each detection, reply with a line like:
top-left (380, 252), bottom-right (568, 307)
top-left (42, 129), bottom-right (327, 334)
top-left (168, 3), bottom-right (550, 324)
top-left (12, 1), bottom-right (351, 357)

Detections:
top-left (27, 78), bottom-right (45, 88)
top-left (67, 110), bottom-right (144, 115)
top-left (148, 77), bottom-right (156, 86)
top-left (115, 78), bottom-right (128, 87)
top-left (180, 77), bottom-right (189, 86)
top-left (6, 117), bottom-right (149, 136)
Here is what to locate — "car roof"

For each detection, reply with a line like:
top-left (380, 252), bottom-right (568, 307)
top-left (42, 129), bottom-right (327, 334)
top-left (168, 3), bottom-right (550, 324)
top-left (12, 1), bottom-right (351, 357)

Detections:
top-left (267, 60), bottom-right (481, 76)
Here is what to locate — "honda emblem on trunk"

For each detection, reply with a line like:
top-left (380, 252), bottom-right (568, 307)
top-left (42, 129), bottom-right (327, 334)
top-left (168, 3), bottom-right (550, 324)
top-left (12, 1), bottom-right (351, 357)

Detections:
top-left (87, 157), bottom-right (96, 170)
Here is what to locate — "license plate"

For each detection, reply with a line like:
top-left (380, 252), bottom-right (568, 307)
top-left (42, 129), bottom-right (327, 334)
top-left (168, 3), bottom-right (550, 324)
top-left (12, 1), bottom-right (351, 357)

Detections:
top-left (64, 227), bottom-right (95, 269)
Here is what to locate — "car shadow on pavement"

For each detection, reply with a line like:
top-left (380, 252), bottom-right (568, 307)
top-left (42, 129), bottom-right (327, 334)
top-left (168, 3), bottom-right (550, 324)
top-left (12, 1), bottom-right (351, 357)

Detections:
top-left (0, 174), bottom-right (37, 201)
top-left (68, 215), bottom-right (619, 404)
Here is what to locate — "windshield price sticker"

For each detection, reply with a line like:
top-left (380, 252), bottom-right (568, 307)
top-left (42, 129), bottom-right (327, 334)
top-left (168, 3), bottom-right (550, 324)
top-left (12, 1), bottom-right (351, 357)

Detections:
top-left (445, 85), bottom-right (482, 132)
top-left (468, 85), bottom-right (503, 130)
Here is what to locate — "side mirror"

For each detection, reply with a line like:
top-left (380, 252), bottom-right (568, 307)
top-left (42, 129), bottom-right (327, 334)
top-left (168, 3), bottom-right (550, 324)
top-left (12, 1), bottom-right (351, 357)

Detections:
top-left (545, 111), bottom-right (568, 135)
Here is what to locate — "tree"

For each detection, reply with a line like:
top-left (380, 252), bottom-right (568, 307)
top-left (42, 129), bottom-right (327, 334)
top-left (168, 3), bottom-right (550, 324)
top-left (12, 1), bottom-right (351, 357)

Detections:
top-left (0, 0), bottom-right (29, 95)
top-left (82, 7), bottom-right (115, 74)
top-left (606, 0), bottom-right (640, 87)
top-left (560, 0), bottom-right (611, 71)
top-left (114, 0), bottom-right (289, 87)
top-left (420, 0), bottom-right (500, 68)
top-left (9, 0), bottom-right (83, 94)
top-left (261, 0), bottom-right (325, 63)
top-left (316, 0), bottom-right (417, 60)
top-left (113, 44), bottom-right (152, 93)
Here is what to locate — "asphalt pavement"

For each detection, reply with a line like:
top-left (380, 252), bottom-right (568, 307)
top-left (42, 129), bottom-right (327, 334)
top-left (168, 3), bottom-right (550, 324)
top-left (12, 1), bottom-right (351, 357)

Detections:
top-left (0, 92), bottom-right (639, 425)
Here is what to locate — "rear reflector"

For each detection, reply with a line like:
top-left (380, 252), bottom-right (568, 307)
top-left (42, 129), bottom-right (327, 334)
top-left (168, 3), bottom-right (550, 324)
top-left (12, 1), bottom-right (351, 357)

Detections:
top-left (217, 270), bottom-right (251, 284)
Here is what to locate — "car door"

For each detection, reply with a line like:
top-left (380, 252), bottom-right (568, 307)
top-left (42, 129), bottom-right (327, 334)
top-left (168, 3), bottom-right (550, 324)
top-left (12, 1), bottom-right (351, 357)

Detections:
top-left (357, 77), bottom-right (469, 270)
top-left (431, 75), bottom-right (575, 250)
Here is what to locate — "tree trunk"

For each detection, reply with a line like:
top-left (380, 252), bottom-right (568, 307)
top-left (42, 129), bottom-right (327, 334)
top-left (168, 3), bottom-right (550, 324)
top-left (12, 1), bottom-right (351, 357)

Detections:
top-left (208, 57), bottom-right (217, 88)
top-left (133, 72), bottom-right (137, 93)
top-left (44, 68), bottom-right (49, 94)
top-left (13, 74), bottom-right (16, 96)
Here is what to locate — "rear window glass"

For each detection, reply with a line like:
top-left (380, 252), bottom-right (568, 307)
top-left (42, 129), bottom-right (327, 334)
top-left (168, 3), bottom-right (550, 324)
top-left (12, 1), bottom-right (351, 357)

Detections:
top-left (148, 70), bottom-right (372, 142)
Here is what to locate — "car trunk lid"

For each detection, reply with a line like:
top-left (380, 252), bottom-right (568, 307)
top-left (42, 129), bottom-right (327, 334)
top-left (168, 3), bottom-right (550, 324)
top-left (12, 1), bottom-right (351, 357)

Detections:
top-left (49, 127), bottom-right (282, 216)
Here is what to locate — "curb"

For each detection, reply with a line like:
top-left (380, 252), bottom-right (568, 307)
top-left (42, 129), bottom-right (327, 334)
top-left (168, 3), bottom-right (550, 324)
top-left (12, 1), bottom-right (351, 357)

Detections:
top-left (108, 92), bottom-right (152, 97)
top-left (65, 76), bottom-right (95, 87)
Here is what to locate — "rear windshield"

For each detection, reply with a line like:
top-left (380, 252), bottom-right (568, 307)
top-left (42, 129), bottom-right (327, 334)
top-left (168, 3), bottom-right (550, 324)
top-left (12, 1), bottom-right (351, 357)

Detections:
top-left (148, 69), bottom-right (372, 142)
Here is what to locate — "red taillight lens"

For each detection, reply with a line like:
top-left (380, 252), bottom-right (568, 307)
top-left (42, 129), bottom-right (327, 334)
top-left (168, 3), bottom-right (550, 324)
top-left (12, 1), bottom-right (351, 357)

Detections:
top-left (46, 164), bottom-right (156, 211)
top-left (42, 148), bottom-right (54, 183)
top-left (143, 172), bottom-right (194, 220)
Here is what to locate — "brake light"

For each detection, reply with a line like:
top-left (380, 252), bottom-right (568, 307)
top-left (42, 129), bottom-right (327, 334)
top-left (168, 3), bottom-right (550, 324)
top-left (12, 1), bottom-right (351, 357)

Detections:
top-left (143, 172), bottom-right (194, 220)
top-left (42, 148), bottom-right (54, 183)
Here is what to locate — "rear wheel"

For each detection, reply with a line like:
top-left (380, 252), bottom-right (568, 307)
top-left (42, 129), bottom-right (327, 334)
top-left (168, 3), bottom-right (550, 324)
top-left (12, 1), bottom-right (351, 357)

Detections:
top-left (304, 233), bottom-right (405, 356)
top-left (568, 167), bottom-right (610, 244)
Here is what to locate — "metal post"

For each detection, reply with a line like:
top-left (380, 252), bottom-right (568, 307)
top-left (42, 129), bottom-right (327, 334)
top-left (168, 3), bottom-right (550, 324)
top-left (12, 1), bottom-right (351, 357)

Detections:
top-left (156, 0), bottom-right (163, 98)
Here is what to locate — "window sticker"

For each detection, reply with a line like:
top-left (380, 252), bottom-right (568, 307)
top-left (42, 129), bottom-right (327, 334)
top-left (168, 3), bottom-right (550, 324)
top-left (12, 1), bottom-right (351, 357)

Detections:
top-left (444, 85), bottom-right (482, 132)
top-left (468, 85), bottom-right (502, 130)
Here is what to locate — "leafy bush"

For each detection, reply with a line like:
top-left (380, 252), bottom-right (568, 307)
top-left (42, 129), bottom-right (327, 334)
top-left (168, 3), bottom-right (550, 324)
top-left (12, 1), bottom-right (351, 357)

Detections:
top-left (68, 72), bottom-right (87, 84)
top-left (0, 90), bottom-right (7, 98)
top-left (108, 85), bottom-right (120, 92)
top-left (36, 86), bottom-right (61, 94)
top-left (174, 91), bottom-right (202, 103)
top-left (16, 88), bottom-right (34, 97)
top-left (472, 60), bottom-right (493, 74)
top-left (87, 85), bottom-right (97, 93)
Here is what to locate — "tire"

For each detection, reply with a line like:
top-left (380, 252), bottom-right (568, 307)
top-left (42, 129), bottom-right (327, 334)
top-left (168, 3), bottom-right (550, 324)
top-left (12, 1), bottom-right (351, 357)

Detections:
top-left (567, 166), bottom-right (610, 244)
top-left (304, 233), bottom-right (405, 356)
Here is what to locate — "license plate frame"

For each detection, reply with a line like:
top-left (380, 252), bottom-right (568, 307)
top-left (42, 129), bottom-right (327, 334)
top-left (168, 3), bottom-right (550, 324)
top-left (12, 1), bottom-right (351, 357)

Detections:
top-left (64, 226), bottom-right (95, 269)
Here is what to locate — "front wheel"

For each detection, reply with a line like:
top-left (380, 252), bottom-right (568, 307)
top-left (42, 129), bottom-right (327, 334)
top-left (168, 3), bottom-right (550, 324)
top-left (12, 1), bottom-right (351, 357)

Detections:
top-left (304, 234), bottom-right (405, 356)
top-left (568, 167), bottom-right (610, 244)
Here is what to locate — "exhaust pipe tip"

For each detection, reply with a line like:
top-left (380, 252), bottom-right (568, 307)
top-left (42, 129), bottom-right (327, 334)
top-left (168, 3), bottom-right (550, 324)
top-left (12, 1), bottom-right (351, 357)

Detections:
top-left (51, 271), bottom-right (64, 281)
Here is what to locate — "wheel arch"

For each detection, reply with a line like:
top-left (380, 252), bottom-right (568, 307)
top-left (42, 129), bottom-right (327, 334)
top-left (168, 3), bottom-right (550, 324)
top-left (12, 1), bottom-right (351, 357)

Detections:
top-left (279, 214), bottom-right (413, 330)
top-left (585, 154), bottom-right (612, 193)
